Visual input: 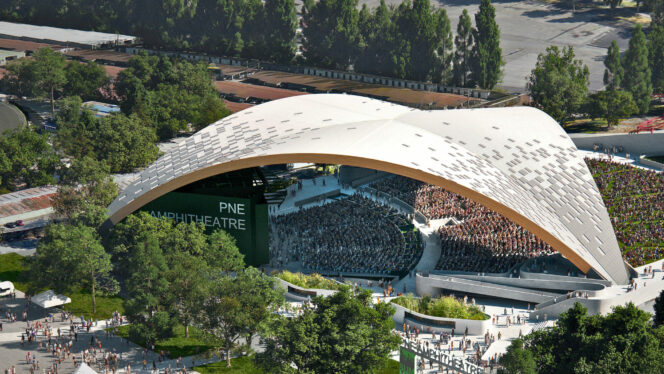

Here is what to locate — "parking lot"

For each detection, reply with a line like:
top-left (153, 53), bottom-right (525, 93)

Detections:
top-left (358, 0), bottom-right (636, 92)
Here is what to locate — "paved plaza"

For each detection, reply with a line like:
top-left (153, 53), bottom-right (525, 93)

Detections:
top-left (0, 291), bottom-right (224, 374)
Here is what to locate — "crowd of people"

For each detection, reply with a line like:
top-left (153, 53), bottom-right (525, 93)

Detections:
top-left (371, 175), bottom-right (554, 273)
top-left (586, 158), bottom-right (664, 266)
top-left (269, 194), bottom-right (424, 275)
top-left (371, 176), bottom-right (486, 220)
top-left (436, 211), bottom-right (554, 273)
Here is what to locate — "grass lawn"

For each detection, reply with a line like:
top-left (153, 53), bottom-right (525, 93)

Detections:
top-left (193, 357), bottom-right (399, 374)
top-left (113, 324), bottom-right (219, 358)
top-left (0, 253), bottom-right (124, 320)
top-left (61, 290), bottom-right (125, 320)
top-left (0, 253), bottom-right (34, 292)
top-left (563, 118), bottom-right (609, 133)
top-left (193, 357), bottom-right (263, 374)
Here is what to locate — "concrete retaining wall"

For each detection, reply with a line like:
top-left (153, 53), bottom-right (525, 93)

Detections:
top-left (274, 278), bottom-right (338, 302)
top-left (391, 302), bottom-right (491, 335)
top-left (570, 132), bottom-right (664, 156)
top-left (639, 155), bottom-right (664, 171)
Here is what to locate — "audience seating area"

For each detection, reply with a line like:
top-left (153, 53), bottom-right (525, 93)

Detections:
top-left (269, 194), bottom-right (424, 275)
top-left (586, 158), bottom-right (664, 266)
top-left (371, 175), bottom-right (554, 273)
top-left (268, 158), bottom-right (664, 277)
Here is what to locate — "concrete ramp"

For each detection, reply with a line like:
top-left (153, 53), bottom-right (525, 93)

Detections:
top-left (417, 274), bottom-right (561, 304)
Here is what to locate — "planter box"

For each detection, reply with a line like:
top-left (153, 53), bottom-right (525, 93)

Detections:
top-left (275, 278), bottom-right (339, 302)
top-left (390, 302), bottom-right (491, 335)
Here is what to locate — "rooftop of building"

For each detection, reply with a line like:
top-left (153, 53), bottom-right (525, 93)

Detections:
top-left (0, 21), bottom-right (137, 48)
top-left (215, 80), bottom-right (307, 102)
top-left (247, 71), bottom-right (475, 109)
top-left (0, 186), bottom-right (57, 220)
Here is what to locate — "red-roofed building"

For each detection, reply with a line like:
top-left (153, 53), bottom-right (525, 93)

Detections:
top-left (214, 81), bottom-right (306, 104)
top-left (0, 186), bottom-right (57, 226)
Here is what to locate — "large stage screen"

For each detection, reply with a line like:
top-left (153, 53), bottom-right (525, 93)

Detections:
top-left (139, 192), bottom-right (269, 266)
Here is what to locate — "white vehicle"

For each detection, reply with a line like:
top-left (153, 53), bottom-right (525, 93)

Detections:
top-left (0, 281), bottom-right (14, 297)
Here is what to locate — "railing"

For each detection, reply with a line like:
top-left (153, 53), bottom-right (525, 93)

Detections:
top-left (401, 339), bottom-right (486, 374)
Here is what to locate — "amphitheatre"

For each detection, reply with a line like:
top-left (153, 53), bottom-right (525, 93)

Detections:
top-left (108, 93), bottom-right (633, 286)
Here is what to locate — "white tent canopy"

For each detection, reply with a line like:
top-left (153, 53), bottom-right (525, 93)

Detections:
top-left (32, 290), bottom-right (71, 309)
top-left (0, 281), bottom-right (14, 297)
top-left (72, 363), bottom-right (97, 374)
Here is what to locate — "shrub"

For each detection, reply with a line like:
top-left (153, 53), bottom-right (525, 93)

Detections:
top-left (392, 294), bottom-right (488, 320)
top-left (274, 270), bottom-right (343, 291)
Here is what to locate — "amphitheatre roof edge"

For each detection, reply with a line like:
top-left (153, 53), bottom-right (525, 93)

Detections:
top-left (107, 94), bottom-right (629, 285)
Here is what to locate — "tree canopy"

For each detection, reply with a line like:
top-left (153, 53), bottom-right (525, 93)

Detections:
top-left (64, 61), bottom-right (110, 100)
top-left (0, 127), bottom-right (60, 191)
top-left (500, 302), bottom-right (664, 374)
top-left (198, 268), bottom-right (284, 367)
top-left (0, 0), bottom-right (512, 88)
top-left (32, 223), bottom-right (117, 313)
top-left (585, 90), bottom-right (637, 127)
top-left (623, 24), bottom-right (652, 114)
top-left (603, 40), bottom-right (623, 91)
top-left (52, 156), bottom-right (118, 221)
top-left (453, 9), bottom-right (475, 87)
top-left (472, 0), bottom-right (503, 89)
top-left (115, 54), bottom-right (229, 139)
top-left (256, 288), bottom-right (401, 373)
top-left (55, 96), bottom-right (159, 173)
top-left (527, 45), bottom-right (589, 123)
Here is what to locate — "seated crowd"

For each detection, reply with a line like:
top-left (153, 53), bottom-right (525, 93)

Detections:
top-left (586, 158), bottom-right (664, 266)
top-left (372, 175), bottom-right (555, 273)
top-left (269, 194), bottom-right (424, 274)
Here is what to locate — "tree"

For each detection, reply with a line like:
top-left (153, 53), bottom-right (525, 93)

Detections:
top-left (95, 113), bottom-right (159, 173)
top-left (499, 339), bottom-right (536, 374)
top-left (125, 233), bottom-right (174, 345)
top-left (115, 55), bottom-right (229, 139)
top-left (256, 288), bottom-right (401, 373)
top-left (109, 212), bottom-right (246, 279)
top-left (167, 253), bottom-right (210, 338)
top-left (55, 96), bottom-right (103, 160)
top-left (302, 0), bottom-right (361, 69)
top-left (655, 289), bottom-right (664, 327)
top-left (33, 223), bottom-right (117, 314)
top-left (64, 61), bottom-right (110, 100)
top-left (1, 57), bottom-right (39, 97)
top-left (623, 24), bottom-right (652, 114)
top-left (453, 9), bottom-right (474, 87)
top-left (55, 96), bottom-right (159, 173)
top-left (472, 0), bottom-right (503, 89)
top-left (603, 40), bottom-right (623, 90)
top-left (515, 302), bottom-right (664, 373)
top-left (527, 45), bottom-right (589, 123)
top-left (198, 268), bottom-right (284, 367)
top-left (388, 0), bottom-right (453, 82)
top-left (0, 127), bottom-right (60, 191)
top-left (264, 0), bottom-right (297, 63)
top-left (52, 156), bottom-right (118, 221)
top-left (648, 23), bottom-right (664, 94)
top-left (355, 0), bottom-right (394, 77)
top-left (32, 48), bottom-right (67, 115)
top-left (585, 90), bottom-right (637, 127)
top-left (206, 229), bottom-right (246, 272)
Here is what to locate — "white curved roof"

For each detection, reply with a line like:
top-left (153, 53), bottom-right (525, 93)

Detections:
top-left (108, 94), bottom-right (629, 284)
